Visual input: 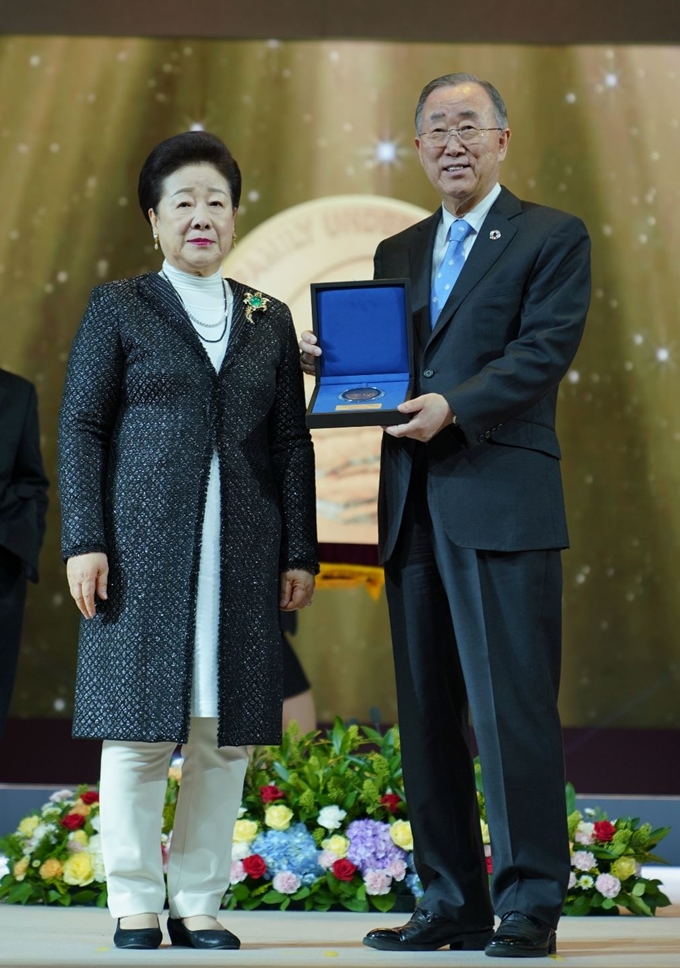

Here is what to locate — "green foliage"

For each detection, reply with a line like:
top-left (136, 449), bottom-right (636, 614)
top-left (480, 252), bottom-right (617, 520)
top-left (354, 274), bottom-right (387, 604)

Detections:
top-left (0, 719), bottom-right (672, 919)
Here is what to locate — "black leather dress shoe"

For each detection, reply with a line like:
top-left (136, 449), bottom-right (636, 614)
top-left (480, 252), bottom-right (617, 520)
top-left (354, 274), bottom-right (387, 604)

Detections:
top-left (113, 920), bottom-right (162, 950)
top-left (363, 907), bottom-right (494, 951)
top-left (485, 911), bottom-right (557, 958)
top-left (167, 917), bottom-right (240, 950)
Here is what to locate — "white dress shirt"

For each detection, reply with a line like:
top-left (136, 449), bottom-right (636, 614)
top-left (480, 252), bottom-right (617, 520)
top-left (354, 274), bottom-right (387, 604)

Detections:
top-left (430, 182), bottom-right (502, 287)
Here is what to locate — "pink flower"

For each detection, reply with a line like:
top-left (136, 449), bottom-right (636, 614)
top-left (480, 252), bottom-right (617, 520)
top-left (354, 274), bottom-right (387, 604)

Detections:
top-left (272, 871), bottom-right (301, 895)
top-left (161, 832), bottom-right (172, 873)
top-left (574, 822), bottom-right (595, 845)
top-left (319, 850), bottom-right (338, 870)
top-left (595, 873), bottom-right (621, 899)
top-left (364, 870), bottom-right (392, 896)
top-left (230, 861), bottom-right (247, 885)
top-left (571, 850), bottom-right (596, 872)
top-left (387, 858), bottom-right (407, 882)
top-left (568, 872), bottom-right (577, 890)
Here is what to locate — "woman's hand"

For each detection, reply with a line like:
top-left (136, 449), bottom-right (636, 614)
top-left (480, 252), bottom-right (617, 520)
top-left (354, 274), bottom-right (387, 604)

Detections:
top-left (66, 552), bottom-right (109, 619)
top-left (279, 569), bottom-right (315, 611)
top-left (299, 330), bottom-right (322, 376)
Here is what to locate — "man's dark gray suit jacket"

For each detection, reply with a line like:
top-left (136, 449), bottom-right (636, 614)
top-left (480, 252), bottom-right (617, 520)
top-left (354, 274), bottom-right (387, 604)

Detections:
top-left (0, 369), bottom-right (48, 581)
top-left (374, 186), bottom-right (591, 562)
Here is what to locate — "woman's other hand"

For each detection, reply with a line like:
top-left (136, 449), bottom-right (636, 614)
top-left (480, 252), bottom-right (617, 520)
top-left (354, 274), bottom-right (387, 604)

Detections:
top-left (279, 569), bottom-right (315, 611)
top-left (66, 553), bottom-right (109, 619)
top-left (299, 330), bottom-right (321, 376)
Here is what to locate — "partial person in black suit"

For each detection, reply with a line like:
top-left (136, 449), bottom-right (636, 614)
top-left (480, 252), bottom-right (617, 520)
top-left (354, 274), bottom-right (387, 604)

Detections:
top-left (0, 369), bottom-right (49, 736)
top-left (301, 73), bottom-right (591, 958)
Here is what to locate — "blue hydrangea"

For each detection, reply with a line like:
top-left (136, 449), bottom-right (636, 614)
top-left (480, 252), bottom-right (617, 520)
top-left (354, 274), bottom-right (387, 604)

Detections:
top-left (406, 872), bottom-right (424, 899)
top-left (251, 822), bottom-right (322, 884)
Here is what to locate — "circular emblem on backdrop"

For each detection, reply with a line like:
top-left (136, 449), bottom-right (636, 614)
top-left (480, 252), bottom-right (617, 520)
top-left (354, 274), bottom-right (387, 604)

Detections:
top-left (222, 195), bottom-right (430, 544)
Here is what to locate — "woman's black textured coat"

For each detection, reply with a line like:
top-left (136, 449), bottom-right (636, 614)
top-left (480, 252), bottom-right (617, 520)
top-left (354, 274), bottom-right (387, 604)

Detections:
top-left (58, 273), bottom-right (318, 747)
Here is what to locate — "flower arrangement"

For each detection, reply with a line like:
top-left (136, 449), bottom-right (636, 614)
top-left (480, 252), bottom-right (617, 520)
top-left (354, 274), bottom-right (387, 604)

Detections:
top-left (0, 788), bottom-right (107, 907)
top-left (0, 721), bottom-right (671, 916)
top-left (562, 784), bottom-right (671, 916)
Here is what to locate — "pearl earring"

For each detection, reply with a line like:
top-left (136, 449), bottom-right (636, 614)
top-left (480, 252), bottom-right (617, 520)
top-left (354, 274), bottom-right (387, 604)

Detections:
top-left (153, 233), bottom-right (159, 251)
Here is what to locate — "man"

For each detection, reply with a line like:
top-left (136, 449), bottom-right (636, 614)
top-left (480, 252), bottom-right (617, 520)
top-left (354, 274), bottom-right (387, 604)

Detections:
top-left (301, 73), bottom-right (590, 958)
top-left (0, 368), bottom-right (49, 736)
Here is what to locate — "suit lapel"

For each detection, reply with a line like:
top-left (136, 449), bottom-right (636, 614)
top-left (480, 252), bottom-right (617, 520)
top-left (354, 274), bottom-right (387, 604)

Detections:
top-left (429, 188), bottom-right (522, 343)
top-left (137, 272), bottom-right (215, 373)
top-left (406, 211), bottom-right (440, 352)
top-left (220, 280), bottom-right (249, 374)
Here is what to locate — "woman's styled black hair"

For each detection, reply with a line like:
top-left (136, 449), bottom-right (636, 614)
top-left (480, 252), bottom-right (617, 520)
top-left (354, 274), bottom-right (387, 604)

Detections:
top-left (138, 131), bottom-right (242, 222)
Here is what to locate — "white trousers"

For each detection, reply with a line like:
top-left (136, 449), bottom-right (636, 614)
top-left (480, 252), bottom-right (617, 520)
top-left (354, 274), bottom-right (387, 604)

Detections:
top-left (99, 717), bottom-right (248, 919)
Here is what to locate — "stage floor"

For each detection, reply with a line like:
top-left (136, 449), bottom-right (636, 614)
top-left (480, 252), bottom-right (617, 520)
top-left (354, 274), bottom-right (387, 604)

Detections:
top-left (0, 906), bottom-right (679, 968)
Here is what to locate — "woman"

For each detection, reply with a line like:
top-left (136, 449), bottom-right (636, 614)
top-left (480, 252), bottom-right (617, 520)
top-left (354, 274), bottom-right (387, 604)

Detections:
top-left (58, 131), bottom-right (318, 950)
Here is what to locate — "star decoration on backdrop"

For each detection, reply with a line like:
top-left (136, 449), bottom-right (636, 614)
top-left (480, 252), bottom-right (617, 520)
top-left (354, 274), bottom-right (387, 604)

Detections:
top-left (359, 136), bottom-right (409, 169)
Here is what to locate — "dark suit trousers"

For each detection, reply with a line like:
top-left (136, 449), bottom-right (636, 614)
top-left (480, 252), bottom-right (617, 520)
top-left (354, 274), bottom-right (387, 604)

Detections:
top-left (384, 459), bottom-right (570, 928)
top-left (0, 546), bottom-right (27, 737)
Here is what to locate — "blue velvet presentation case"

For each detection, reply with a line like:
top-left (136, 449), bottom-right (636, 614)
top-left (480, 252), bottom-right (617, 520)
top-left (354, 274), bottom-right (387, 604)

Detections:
top-left (305, 280), bottom-right (414, 428)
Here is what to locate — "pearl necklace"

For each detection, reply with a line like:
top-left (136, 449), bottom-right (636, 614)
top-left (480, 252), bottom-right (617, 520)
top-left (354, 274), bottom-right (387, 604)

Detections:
top-left (161, 271), bottom-right (231, 344)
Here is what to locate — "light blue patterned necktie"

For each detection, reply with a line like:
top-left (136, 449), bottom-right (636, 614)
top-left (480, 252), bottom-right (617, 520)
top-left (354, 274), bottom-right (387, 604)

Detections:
top-left (430, 219), bottom-right (474, 327)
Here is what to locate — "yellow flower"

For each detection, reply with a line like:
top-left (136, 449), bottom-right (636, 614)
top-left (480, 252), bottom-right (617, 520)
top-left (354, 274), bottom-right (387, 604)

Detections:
top-left (611, 856), bottom-right (637, 881)
top-left (321, 835), bottom-right (349, 858)
top-left (480, 821), bottom-right (490, 845)
top-left (233, 819), bottom-right (259, 843)
top-left (18, 816), bottom-right (40, 837)
top-left (390, 820), bottom-right (414, 851)
top-left (264, 804), bottom-right (293, 831)
top-left (70, 800), bottom-right (91, 817)
top-left (63, 852), bottom-right (95, 886)
top-left (39, 858), bottom-right (63, 880)
top-left (70, 830), bottom-right (89, 847)
top-left (13, 858), bottom-right (29, 881)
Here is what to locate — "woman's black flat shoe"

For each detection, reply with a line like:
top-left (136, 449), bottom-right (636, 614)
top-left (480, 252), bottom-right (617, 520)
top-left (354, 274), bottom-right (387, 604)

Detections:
top-left (113, 920), bottom-right (162, 949)
top-left (167, 917), bottom-right (240, 950)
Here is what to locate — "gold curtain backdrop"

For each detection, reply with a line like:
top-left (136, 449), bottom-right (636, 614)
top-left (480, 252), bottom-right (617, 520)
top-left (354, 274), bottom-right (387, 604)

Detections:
top-left (1, 37), bottom-right (680, 727)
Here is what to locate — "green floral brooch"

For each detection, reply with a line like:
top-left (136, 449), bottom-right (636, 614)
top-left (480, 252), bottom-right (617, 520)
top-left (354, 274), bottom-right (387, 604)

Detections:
top-left (243, 291), bottom-right (271, 324)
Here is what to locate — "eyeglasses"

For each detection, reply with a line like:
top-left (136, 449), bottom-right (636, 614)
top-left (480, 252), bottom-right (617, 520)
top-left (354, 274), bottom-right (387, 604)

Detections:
top-left (419, 124), bottom-right (503, 147)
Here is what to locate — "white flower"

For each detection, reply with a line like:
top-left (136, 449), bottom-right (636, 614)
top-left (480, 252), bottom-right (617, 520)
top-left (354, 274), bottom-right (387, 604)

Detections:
top-left (90, 814), bottom-right (101, 832)
top-left (230, 860), bottom-right (247, 884)
top-left (92, 853), bottom-right (107, 883)
top-left (231, 841), bottom-right (251, 862)
top-left (317, 805), bottom-right (347, 831)
top-left (41, 805), bottom-right (61, 818)
top-left (49, 789), bottom-right (75, 803)
top-left (572, 850), bottom-right (596, 872)
top-left (568, 872), bottom-right (577, 889)
top-left (88, 834), bottom-right (102, 855)
top-left (237, 807), bottom-right (247, 819)
top-left (574, 822), bottom-right (595, 845)
top-left (0, 855), bottom-right (9, 879)
top-left (31, 823), bottom-right (56, 844)
top-left (577, 875), bottom-right (594, 889)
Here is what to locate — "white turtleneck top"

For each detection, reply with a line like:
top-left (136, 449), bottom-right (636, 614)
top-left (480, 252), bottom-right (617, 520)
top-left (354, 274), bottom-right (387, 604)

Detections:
top-left (160, 260), bottom-right (234, 719)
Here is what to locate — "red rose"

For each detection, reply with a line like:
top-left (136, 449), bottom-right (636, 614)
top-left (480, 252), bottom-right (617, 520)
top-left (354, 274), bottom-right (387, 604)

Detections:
top-left (594, 820), bottom-right (616, 843)
top-left (332, 858), bottom-right (357, 882)
top-left (61, 813), bottom-right (86, 830)
top-left (380, 794), bottom-right (401, 814)
top-left (242, 854), bottom-right (267, 879)
top-left (486, 855), bottom-right (493, 875)
top-left (80, 791), bottom-right (100, 805)
top-left (260, 785), bottom-right (286, 803)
